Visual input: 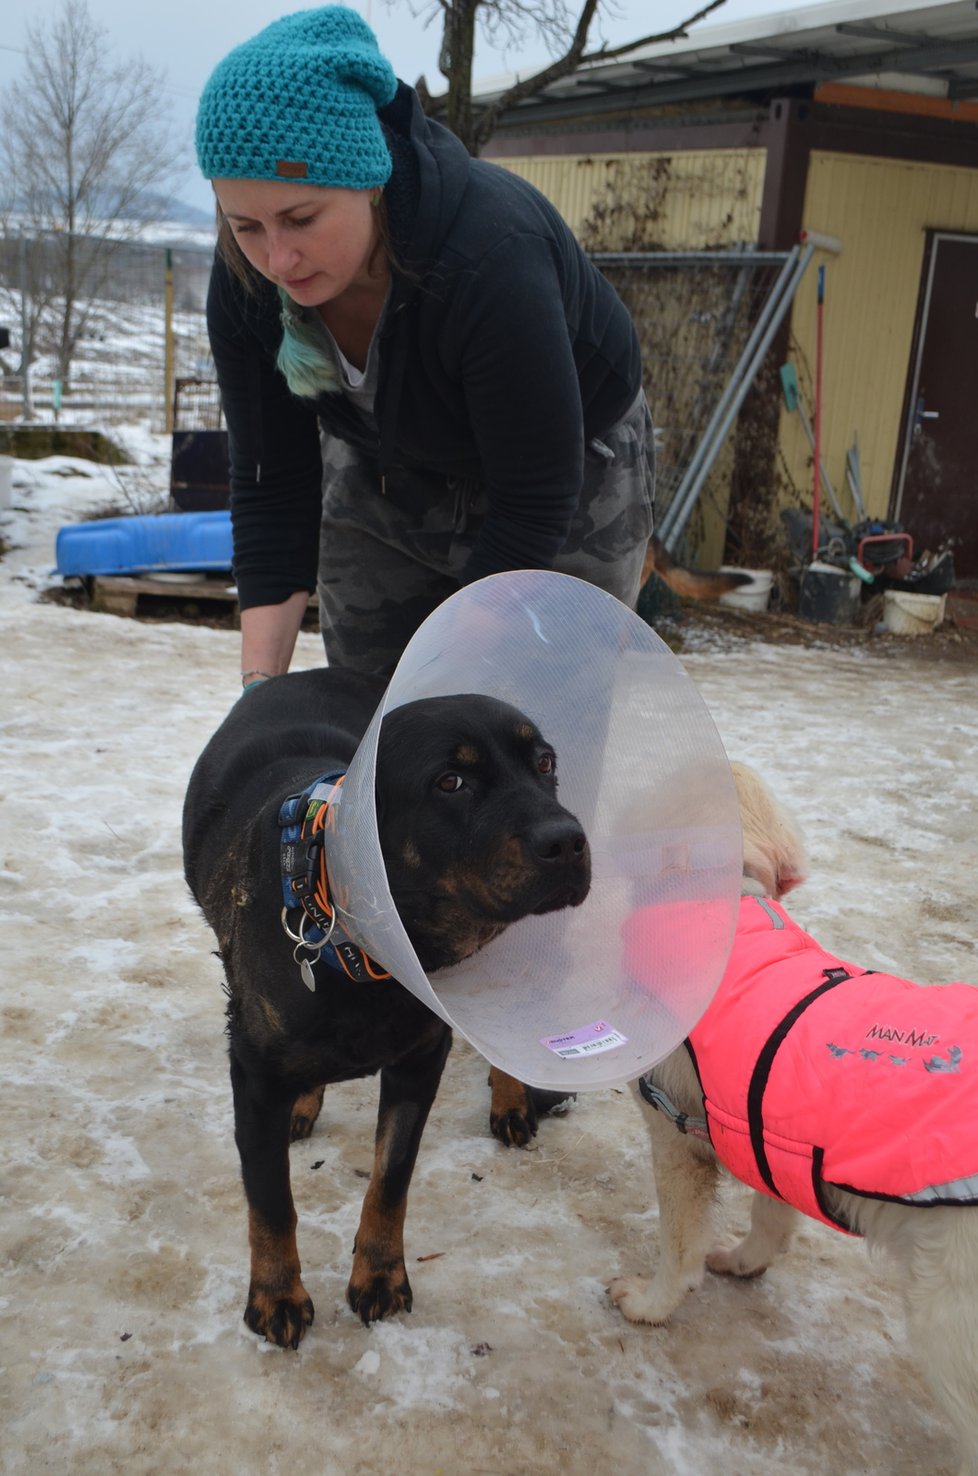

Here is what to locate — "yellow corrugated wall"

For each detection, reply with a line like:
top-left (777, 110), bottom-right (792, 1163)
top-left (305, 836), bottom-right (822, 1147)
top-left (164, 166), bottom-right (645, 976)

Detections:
top-left (492, 145), bottom-right (978, 561)
top-left (785, 151), bottom-right (978, 527)
top-left (492, 149), bottom-right (765, 565)
top-left (494, 150), bottom-right (765, 247)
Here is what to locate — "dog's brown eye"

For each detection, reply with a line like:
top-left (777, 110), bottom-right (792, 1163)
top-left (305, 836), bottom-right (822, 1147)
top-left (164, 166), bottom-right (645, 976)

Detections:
top-left (436, 773), bottom-right (464, 793)
top-left (538, 751), bottom-right (556, 776)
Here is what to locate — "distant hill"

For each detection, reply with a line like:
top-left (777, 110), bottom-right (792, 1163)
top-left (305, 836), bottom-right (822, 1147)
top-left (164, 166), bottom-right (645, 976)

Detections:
top-left (140, 192), bottom-right (213, 229)
top-left (2, 188), bottom-right (215, 242)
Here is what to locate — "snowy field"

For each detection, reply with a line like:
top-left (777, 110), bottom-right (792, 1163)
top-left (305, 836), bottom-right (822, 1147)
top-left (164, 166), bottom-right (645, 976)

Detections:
top-left (1, 431), bottom-right (977, 1476)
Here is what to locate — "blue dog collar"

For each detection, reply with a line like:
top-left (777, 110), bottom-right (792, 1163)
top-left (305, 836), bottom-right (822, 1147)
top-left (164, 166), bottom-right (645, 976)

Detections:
top-left (279, 772), bottom-right (391, 989)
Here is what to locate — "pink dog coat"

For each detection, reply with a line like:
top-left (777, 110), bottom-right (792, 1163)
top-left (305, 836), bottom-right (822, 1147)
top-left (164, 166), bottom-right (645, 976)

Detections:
top-left (659, 896), bottom-right (978, 1231)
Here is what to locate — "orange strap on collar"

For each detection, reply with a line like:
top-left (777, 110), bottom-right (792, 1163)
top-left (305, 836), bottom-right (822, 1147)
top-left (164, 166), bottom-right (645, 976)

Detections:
top-left (279, 773), bottom-right (391, 985)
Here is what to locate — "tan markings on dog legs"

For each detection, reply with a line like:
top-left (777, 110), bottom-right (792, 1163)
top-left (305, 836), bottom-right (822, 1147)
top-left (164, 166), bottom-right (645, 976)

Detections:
top-left (488, 1066), bottom-right (536, 1148)
top-left (289, 1084), bottom-right (325, 1142)
top-left (608, 1080), bottom-right (719, 1325)
top-left (245, 1208), bottom-right (313, 1349)
top-left (707, 1190), bottom-right (798, 1278)
top-left (489, 1067), bottom-right (527, 1117)
top-left (347, 1110), bottom-right (413, 1324)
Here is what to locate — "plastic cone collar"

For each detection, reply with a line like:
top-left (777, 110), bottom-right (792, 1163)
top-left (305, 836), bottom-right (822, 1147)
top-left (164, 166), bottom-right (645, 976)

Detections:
top-left (326, 570), bottom-right (742, 1091)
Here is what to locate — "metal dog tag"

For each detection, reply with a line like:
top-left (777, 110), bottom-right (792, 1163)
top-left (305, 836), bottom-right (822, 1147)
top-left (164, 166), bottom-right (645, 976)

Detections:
top-left (292, 943), bottom-right (317, 992)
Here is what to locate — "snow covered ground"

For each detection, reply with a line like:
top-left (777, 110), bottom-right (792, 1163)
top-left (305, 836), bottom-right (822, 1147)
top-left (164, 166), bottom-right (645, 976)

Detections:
top-left (1, 433), bottom-right (977, 1476)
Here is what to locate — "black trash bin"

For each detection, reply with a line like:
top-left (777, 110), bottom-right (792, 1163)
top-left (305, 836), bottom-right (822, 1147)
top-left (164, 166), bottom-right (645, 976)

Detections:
top-left (798, 562), bottom-right (860, 624)
top-left (170, 428), bottom-right (230, 511)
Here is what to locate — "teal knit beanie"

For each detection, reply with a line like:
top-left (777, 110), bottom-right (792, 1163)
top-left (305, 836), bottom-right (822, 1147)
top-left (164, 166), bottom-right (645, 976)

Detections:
top-left (195, 6), bottom-right (397, 190)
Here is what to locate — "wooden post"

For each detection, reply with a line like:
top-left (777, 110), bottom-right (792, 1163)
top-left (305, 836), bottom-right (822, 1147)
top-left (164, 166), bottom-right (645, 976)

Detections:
top-left (812, 263), bottom-right (825, 560)
top-left (164, 247), bottom-right (174, 433)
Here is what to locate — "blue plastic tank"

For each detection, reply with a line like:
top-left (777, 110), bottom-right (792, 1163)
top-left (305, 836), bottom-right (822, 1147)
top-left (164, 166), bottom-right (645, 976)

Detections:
top-left (55, 510), bottom-right (233, 577)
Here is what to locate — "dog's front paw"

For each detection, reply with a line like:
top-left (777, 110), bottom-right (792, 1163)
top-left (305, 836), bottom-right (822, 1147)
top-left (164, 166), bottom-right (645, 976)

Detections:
top-left (348, 1257), bottom-right (413, 1325)
top-left (244, 1279), bottom-right (315, 1349)
top-left (607, 1274), bottom-right (687, 1326)
top-left (488, 1068), bottom-right (538, 1148)
top-left (490, 1102), bottom-right (538, 1148)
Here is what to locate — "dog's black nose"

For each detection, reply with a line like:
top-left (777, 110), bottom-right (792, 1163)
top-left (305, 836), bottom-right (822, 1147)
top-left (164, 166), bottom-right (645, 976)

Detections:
top-left (528, 818), bottom-right (589, 866)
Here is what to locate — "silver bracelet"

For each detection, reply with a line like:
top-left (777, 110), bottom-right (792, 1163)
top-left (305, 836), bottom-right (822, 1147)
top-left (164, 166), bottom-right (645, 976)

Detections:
top-left (241, 669), bottom-right (275, 687)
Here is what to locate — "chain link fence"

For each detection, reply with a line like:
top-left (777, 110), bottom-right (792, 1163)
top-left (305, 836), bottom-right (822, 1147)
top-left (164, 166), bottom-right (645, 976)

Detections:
top-left (0, 235), bottom-right (790, 562)
top-left (0, 232), bottom-right (215, 427)
top-left (593, 250), bottom-right (791, 557)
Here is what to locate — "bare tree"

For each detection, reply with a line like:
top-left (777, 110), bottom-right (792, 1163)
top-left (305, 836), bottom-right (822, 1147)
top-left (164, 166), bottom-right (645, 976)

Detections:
top-left (0, 0), bottom-right (183, 392)
top-left (394, 0), bottom-right (727, 154)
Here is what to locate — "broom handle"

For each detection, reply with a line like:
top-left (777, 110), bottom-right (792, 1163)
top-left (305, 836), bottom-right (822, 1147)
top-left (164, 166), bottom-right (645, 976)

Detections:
top-left (812, 264), bottom-right (825, 560)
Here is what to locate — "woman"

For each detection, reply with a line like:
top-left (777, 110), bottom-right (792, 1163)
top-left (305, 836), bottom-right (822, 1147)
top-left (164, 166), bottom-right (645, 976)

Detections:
top-left (196, 5), bottom-right (654, 687)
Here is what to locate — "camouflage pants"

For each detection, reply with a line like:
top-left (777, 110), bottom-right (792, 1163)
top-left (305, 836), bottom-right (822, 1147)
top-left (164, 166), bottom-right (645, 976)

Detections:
top-left (317, 389), bottom-right (655, 677)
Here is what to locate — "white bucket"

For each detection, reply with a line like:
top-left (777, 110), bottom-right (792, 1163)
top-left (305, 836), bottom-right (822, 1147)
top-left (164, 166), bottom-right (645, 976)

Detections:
top-left (0, 456), bottom-right (13, 512)
top-left (883, 590), bottom-right (946, 636)
top-left (718, 567), bottom-right (773, 613)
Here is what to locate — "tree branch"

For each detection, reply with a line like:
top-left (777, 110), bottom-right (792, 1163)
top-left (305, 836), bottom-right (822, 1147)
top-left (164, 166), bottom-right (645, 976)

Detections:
top-left (472, 0), bottom-right (600, 148)
top-left (445, 0), bottom-right (728, 150)
top-left (580, 0), bottom-right (727, 63)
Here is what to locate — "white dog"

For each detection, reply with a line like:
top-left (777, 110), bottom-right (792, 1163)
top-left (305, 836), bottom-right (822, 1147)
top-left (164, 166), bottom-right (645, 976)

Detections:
top-left (609, 763), bottom-right (978, 1475)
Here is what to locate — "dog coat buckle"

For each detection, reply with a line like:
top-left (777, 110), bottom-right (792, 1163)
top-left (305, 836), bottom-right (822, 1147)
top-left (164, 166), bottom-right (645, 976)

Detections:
top-left (638, 1075), bottom-right (712, 1142)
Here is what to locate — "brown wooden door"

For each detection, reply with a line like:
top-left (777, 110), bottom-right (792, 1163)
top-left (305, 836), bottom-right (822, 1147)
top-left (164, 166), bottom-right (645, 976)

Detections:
top-left (894, 232), bottom-right (978, 580)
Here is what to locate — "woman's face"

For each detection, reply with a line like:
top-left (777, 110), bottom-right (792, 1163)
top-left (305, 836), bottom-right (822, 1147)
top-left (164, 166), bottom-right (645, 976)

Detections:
top-left (213, 178), bottom-right (382, 306)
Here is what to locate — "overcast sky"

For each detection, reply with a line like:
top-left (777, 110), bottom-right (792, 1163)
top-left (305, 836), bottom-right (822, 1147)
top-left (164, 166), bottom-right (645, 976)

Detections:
top-left (0, 0), bottom-right (841, 213)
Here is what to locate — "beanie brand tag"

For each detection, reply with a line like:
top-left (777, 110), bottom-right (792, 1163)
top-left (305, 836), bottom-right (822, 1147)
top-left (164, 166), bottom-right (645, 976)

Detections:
top-left (276, 160), bottom-right (308, 179)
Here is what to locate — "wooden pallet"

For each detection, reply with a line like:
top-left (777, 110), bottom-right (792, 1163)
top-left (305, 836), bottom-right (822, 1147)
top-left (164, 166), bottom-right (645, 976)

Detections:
top-left (91, 574), bottom-right (318, 624)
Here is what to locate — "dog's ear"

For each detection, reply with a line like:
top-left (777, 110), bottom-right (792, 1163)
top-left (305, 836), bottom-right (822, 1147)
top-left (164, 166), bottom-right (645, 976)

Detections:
top-left (773, 855), bottom-right (808, 898)
top-left (730, 762), bottom-right (809, 900)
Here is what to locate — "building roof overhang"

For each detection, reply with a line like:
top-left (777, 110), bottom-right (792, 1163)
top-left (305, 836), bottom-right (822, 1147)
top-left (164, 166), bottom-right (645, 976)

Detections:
top-left (476, 0), bottom-right (978, 125)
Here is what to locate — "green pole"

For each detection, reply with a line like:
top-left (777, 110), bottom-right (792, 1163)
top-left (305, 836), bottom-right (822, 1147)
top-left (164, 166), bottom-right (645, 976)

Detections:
top-left (164, 247), bottom-right (174, 433)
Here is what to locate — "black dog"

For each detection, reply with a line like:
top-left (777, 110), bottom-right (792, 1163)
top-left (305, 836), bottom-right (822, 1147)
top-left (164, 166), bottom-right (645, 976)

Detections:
top-left (183, 668), bottom-right (590, 1348)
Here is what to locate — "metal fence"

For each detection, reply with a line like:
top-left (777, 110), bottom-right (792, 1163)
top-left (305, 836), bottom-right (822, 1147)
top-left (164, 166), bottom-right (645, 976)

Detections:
top-left (593, 249), bottom-right (793, 550)
top-left (0, 237), bottom-right (793, 553)
top-left (0, 231), bottom-right (215, 428)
